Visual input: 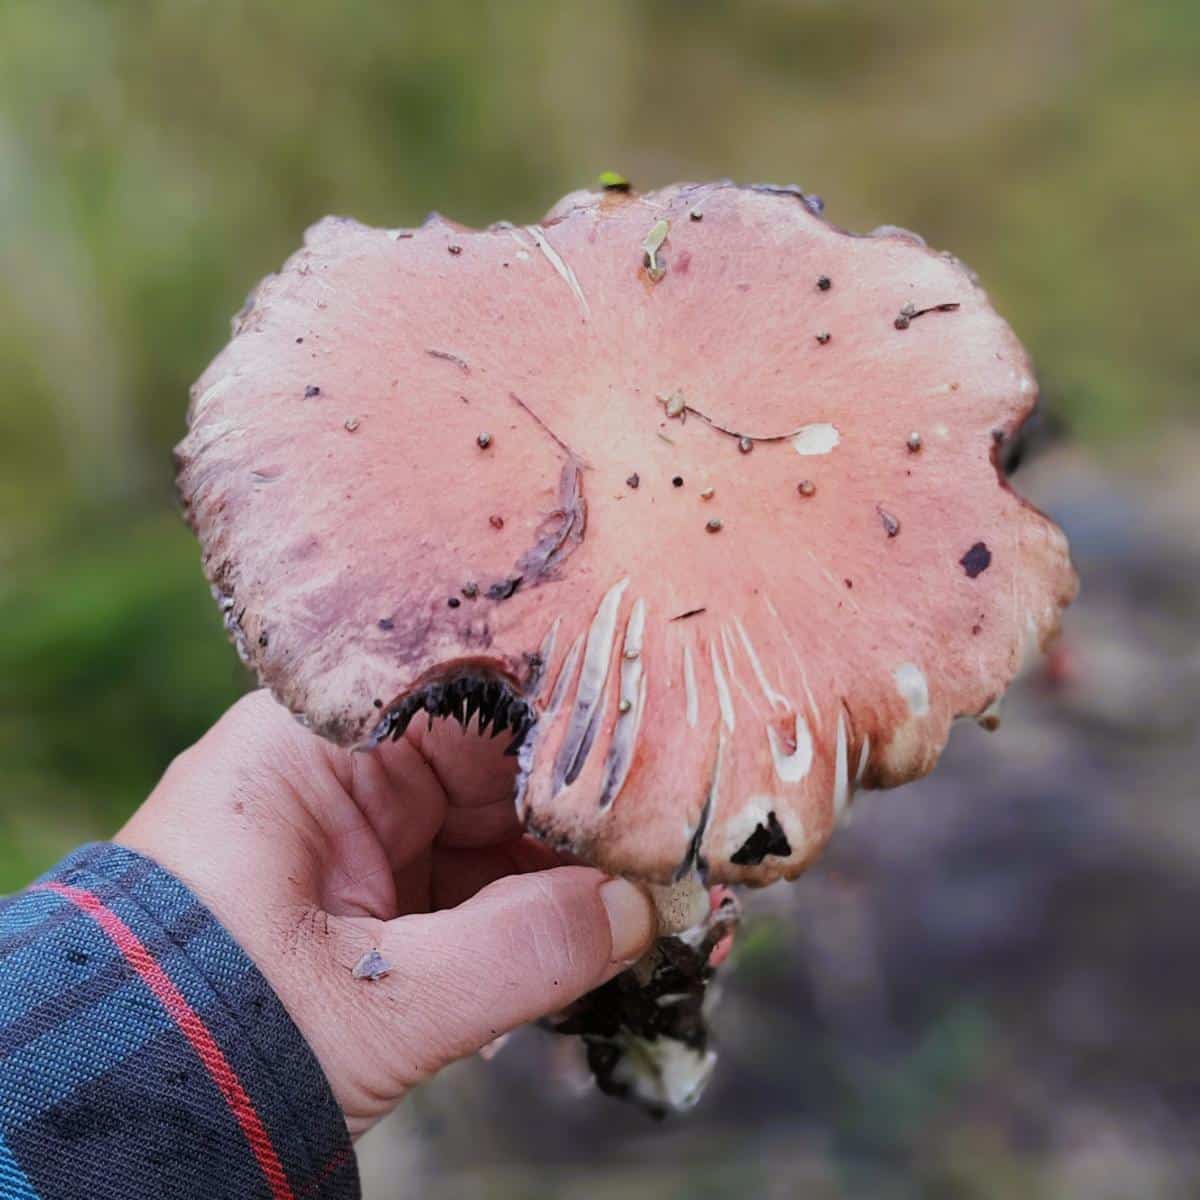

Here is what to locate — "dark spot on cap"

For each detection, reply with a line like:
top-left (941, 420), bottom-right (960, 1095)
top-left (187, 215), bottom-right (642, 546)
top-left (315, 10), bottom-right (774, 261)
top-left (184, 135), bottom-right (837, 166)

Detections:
top-left (447, 597), bottom-right (461, 608)
top-left (797, 480), bottom-right (816, 497)
top-left (877, 506), bottom-right (901, 538)
top-left (295, 337), bottom-right (304, 344)
top-left (672, 476), bottom-right (684, 488)
top-left (257, 632), bottom-right (269, 647)
top-left (304, 385), bottom-right (321, 398)
top-left (462, 582), bottom-right (479, 598)
top-left (477, 432), bottom-right (492, 449)
top-left (448, 244), bottom-right (462, 255)
top-left (817, 275), bottom-right (832, 291)
top-left (844, 578), bottom-right (853, 589)
top-left (816, 332), bottom-right (831, 345)
top-left (626, 473), bottom-right (640, 489)
top-left (373, 698), bottom-right (384, 708)
top-left (489, 514), bottom-right (504, 529)
top-left (378, 618), bottom-right (395, 631)
top-left (730, 811), bottom-right (792, 865)
top-left (960, 541), bottom-right (992, 578)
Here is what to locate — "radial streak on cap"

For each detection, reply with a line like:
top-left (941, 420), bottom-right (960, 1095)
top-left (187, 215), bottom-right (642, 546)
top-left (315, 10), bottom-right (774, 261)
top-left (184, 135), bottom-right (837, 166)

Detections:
top-left (832, 709), bottom-right (850, 821)
top-left (720, 625), bottom-right (760, 716)
top-left (682, 642), bottom-right (700, 729)
top-left (767, 713), bottom-right (814, 784)
top-left (764, 593), bottom-right (821, 725)
top-left (599, 598), bottom-right (647, 809)
top-left (709, 642), bottom-right (736, 733)
top-left (524, 224), bottom-right (591, 320)
top-left (855, 735), bottom-right (872, 786)
top-left (735, 617), bottom-right (789, 710)
top-left (532, 617), bottom-right (562, 700)
top-left (554, 577), bottom-right (629, 792)
top-left (544, 634), bottom-right (584, 721)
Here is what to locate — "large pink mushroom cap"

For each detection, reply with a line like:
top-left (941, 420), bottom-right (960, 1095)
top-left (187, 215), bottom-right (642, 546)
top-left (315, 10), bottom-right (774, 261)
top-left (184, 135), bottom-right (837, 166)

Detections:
top-left (178, 181), bottom-right (1077, 887)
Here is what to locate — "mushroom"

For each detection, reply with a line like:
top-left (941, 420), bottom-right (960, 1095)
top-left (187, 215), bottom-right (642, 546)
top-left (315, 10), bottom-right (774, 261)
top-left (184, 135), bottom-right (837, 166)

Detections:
top-left (177, 181), bottom-right (1077, 1114)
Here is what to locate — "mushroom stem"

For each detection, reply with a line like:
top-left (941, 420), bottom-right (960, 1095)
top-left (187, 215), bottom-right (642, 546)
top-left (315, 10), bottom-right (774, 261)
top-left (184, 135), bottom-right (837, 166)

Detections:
top-left (646, 876), bottom-right (710, 936)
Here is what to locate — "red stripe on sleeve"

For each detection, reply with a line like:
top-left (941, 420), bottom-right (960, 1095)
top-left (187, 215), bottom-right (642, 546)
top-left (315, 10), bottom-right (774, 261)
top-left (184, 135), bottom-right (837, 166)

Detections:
top-left (33, 881), bottom-right (296, 1200)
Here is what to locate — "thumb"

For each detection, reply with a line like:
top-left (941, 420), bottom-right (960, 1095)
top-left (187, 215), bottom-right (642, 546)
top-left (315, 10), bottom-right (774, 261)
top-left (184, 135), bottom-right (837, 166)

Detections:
top-left (370, 867), bottom-right (656, 1075)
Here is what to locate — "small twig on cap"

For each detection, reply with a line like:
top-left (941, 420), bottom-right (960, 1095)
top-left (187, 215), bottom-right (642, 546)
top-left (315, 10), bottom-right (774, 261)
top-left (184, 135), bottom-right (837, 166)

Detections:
top-left (657, 390), bottom-right (823, 448)
top-left (894, 301), bottom-right (960, 330)
top-left (426, 348), bottom-right (470, 372)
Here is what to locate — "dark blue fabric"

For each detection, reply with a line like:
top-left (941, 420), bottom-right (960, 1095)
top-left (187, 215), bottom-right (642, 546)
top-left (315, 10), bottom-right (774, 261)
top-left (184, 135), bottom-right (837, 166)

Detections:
top-left (0, 845), bottom-right (359, 1199)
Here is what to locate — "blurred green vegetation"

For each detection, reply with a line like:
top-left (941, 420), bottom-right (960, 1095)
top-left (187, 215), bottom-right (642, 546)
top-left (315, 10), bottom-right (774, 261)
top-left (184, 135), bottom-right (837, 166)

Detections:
top-left (1, 0), bottom-right (1197, 891)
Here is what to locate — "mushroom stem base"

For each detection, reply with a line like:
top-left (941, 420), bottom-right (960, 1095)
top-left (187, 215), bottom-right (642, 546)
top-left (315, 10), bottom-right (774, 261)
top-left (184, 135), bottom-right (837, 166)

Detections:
top-left (647, 877), bottom-right (711, 936)
top-left (544, 883), bottom-right (739, 1116)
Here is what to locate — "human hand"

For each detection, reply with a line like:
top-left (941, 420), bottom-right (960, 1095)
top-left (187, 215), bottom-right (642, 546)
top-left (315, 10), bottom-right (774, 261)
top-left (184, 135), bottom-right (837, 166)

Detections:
top-left (116, 691), bottom-right (657, 1138)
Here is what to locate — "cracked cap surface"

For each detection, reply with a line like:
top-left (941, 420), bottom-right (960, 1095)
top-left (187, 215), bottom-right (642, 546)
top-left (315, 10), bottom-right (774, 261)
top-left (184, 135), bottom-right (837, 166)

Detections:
top-left (177, 180), bottom-right (1077, 885)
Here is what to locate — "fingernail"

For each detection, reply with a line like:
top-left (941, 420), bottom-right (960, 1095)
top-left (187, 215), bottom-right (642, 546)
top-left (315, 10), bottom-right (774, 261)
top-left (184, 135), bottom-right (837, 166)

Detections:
top-left (600, 878), bottom-right (656, 963)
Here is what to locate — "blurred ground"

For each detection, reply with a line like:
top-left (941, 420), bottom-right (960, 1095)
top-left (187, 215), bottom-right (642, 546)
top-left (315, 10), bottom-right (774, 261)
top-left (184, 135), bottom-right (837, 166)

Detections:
top-left (1, 0), bottom-right (1197, 1195)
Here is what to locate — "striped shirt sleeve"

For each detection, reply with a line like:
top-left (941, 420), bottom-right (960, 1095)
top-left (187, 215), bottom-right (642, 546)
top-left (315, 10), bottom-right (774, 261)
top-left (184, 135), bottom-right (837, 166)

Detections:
top-left (0, 844), bottom-right (359, 1199)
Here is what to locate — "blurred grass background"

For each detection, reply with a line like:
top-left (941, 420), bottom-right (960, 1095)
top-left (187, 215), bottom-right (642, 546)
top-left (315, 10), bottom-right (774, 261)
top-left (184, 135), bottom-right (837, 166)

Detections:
top-left (1, 2), bottom-right (1198, 1195)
